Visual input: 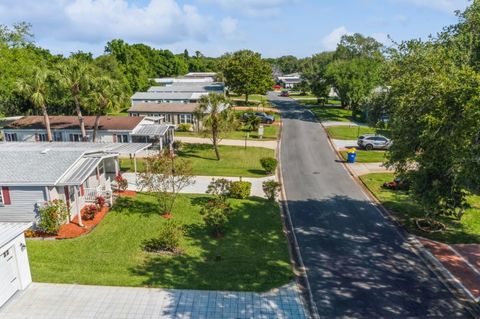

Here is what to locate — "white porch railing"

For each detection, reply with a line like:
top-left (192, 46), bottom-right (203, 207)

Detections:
top-left (84, 179), bottom-right (113, 206)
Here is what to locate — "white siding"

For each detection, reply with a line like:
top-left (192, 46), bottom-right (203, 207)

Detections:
top-left (0, 187), bottom-right (46, 222)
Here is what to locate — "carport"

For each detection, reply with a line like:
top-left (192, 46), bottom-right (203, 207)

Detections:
top-left (0, 222), bottom-right (32, 308)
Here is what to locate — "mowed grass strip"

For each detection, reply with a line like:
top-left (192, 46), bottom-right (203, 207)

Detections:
top-left (340, 150), bottom-right (386, 163)
top-left (326, 126), bottom-right (390, 140)
top-left (360, 173), bottom-right (480, 244)
top-left (309, 106), bottom-right (353, 122)
top-left (120, 144), bottom-right (275, 177)
top-left (27, 194), bottom-right (293, 291)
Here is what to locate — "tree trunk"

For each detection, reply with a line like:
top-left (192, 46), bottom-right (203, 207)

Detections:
top-left (41, 105), bottom-right (53, 142)
top-left (92, 115), bottom-right (101, 142)
top-left (74, 96), bottom-right (87, 141)
top-left (245, 93), bottom-right (249, 105)
top-left (212, 124), bottom-right (221, 160)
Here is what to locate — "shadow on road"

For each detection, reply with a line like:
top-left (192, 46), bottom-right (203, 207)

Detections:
top-left (283, 195), bottom-right (472, 318)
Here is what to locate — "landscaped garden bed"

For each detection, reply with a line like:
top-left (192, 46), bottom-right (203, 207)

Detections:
top-left (120, 144), bottom-right (276, 177)
top-left (360, 173), bottom-right (480, 244)
top-left (27, 193), bottom-right (293, 291)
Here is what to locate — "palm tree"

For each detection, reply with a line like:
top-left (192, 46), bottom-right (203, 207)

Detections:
top-left (17, 68), bottom-right (53, 141)
top-left (58, 59), bottom-right (92, 141)
top-left (89, 77), bottom-right (120, 142)
top-left (196, 93), bottom-right (236, 160)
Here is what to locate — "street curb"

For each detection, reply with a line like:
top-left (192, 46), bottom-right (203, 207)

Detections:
top-left (313, 111), bottom-right (480, 316)
top-left (275, 101), bottom-right (319, 319)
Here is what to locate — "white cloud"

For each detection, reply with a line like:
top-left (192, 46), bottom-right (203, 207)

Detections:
top-left (203, 0), bottom-right (299, 17)
top-left (321, 26), bottom-right (350, 51)
top-left (0, 0), bottom-right (214, 53)
top-left (220, 17), bottom-right (238, 37)
top-left (392, 0), bottom-right (469, 14)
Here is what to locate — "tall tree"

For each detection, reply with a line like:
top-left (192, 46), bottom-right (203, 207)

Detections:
top-left (88, 77), bottom-right (121, 142)
top-left (196, 93), bottom-right (236, 160)
top-left (58, 58), bottom-right (93, 141)
top-left (16, 67), bottom-right (53, 141)
top-left (221, 50), bottom-right (274, 103)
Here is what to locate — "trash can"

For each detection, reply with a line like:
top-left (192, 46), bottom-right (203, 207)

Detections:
top-left (347, 148), bottom-right (357, 163)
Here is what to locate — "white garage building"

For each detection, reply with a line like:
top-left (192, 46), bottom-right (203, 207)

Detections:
top-left (0, 222), bottom-right (32, 308)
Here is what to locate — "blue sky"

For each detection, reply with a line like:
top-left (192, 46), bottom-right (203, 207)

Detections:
top-left (0, 0), bottom-right (470, 58)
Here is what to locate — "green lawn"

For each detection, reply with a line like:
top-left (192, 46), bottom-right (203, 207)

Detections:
top-left (326, 126), bottom-right (390, 140)
top-left (309, 106), bottom-right (354, 122)
top-left (340, 150), bottom-right (386, 163)
top-left (28, 194), bottom-right (293, 291)
top-left (360, 173), bottom-right (480, 244)
top-left (121, 144), bottom-right (275, 177)
top-left (230, 94), bottom-right (268, 103)
top-left (176, 124), bottom-right (279, 141)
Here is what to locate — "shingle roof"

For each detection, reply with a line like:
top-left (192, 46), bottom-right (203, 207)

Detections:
top-left (128, 103), bottom-right (198, 113)
top-left (4, 116), bottom-right (144, 131)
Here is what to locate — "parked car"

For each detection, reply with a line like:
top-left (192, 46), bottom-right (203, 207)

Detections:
top-left (241, 112), bottom-right (275, 124)
top-left (383, 177), bottom-right (410, 191)
top-left (357, 134), bottom-right (391, 150)
top-left (280, 90), bottom-right (289, 97)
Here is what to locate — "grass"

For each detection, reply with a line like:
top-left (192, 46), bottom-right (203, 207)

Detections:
top-left (309, 106), bottom-right (354, 122)
top-left (326, 126), bottom-right (390, 140)
top-left (340, 150), bottom-right (386, 163)
top-left (27, 194), bottom-right (293, 291)
top-left (230, 94), bottom-right (268, 103)
top-left (120, 144), bottom-right (275, 177)
top-left (176, 125), bottom-right (279, 141)
top-left (360, 173), bottom-right (480, 244)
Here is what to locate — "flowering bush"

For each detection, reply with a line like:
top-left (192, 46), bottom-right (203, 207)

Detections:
top-left (38, 199), bottom-right (69, 235)
top-left (83, 204), bottom-right (98, 220)
top-left (95, 195), bottom-right (106, 208)
top-left (115, 173), bottom-right (128, 191)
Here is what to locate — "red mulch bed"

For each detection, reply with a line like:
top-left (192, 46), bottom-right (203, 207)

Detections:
top-left (116, 190), bottom-right (137, 197)
top-left (56, 206), bottom-right (110, 239)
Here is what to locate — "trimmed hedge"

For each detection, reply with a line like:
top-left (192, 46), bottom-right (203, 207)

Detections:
top-left (229, 181), bottom-right (252, 199)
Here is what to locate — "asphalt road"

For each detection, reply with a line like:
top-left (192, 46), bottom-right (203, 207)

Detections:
top-left (269, 92), bottom-right (471, 318)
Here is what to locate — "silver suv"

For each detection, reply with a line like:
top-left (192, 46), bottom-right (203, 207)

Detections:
top-left (357, 134), bottom-right (391, 150)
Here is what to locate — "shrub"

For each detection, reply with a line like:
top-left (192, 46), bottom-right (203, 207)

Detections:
top-left (95, 195), bottom-right (106, 208)
top-left (260, 157), bottom-right (278, 174)
top-left (206, 178), bottom-right (231, 199)
top-left (172, 140), bottom-right (183, 151)
top-left (177, 123), bottom-right (193, 132)
top-left (200, 198), bottom-right (231, 237)
top-left (83, 204), bottom-right (98, 220)
top-left (262, 180), bottom-right (282, 201)
top-left (143, 221), bottom-right (184, 254)
top-left (38, 200), bottom-right (69, 235)
top-left (115, 173), bottom-right (128, 191)
top-left (229, 181), bottom-right (251, 199)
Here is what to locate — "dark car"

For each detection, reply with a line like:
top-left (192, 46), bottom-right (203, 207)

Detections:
top-left (242, 112), bottom-right (275, 124)
top-left (280, 90), bottom-right (289, 97)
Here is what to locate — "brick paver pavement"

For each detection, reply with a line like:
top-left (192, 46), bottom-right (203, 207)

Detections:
top-left (0, 282), bottom-right (308, 319)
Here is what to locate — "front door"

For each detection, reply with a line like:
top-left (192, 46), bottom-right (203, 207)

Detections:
top-left (0, 246), bottom-right (19, 307)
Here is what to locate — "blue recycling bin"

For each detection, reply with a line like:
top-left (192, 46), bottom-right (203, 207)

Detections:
top-left (347, 152), bottom-right (357, 163)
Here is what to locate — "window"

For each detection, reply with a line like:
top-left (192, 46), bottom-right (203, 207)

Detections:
top-left (179, 114), bottom-right (193, 124)
top-left (53, 131), bottom-right (63, 142)
top-left (35, 133), bottom-right (48, 142)
top-left (5, 133), bottom-right (18, 141)
top-left (0, 188), bottom-right (3, 205)
top-left (69, 134), bottom-right (82, 142)
top-left (116, 134), bottom-right (129, 143)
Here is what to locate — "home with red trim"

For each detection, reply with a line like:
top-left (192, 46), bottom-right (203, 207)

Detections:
top-left (0, 142), bottom-right (149, 223)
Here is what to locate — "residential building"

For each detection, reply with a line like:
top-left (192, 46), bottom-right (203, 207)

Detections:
top-left (128, 103), bottom-right (200, 129)
top-left (0, 142), bottom-right (150, 223)
top-left (2, 116), bottom-right (175, 149)
top-left (152, 72), bottom-right (217, 85)
top-left (278, 73), bottom-right (302, 89)
top-left (147, 82), bottom-right (224, 94)
top-left (131, 92), bottom-right (208, 105)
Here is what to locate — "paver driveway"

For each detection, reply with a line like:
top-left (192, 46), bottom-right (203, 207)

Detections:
top-left (0, 282), bottom-right (307, 319)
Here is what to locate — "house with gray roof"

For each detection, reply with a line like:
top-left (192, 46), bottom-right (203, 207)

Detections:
top-left (0, 142), bottom-right (150, 223)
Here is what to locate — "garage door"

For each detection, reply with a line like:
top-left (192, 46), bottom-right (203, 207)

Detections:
top-left (0, 246), bottom-right (19, 307)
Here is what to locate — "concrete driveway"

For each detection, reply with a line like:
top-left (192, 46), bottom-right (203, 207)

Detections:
top-left (0, 282), bottom-right (307, 319)
top-left (269, 92), bottom-right (472, 318)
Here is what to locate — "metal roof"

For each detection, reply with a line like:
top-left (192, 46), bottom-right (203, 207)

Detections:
top-left (0, 142), bottom-right (152, 155)
top-left (0, 222), bottom-right (31, 247)
top-left (147, 83), bottom-right (224, 93)
top-left (103, 143), bottom-right (151, 154)
top-left (57, 156), bottom-right (103, 186)
top-left (131, 124), bottom-right (172, 136)
top-left (131, 92), bottom-right (197, 100)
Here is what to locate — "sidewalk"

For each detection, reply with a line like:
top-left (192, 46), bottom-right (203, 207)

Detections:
top-left (346, 162), bottom-right (393, 176)
top-left (123, 173), bottom-right (275, 197)
top-left (331, 139), bottom-right (357, 150)
top-left (175, 136), bottom-right (278, 150)
top-left (420, 239), bottom-right (480, 301)
top-left (1, 282), bottom-right (307, 319)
